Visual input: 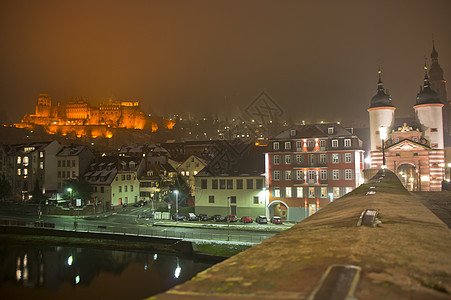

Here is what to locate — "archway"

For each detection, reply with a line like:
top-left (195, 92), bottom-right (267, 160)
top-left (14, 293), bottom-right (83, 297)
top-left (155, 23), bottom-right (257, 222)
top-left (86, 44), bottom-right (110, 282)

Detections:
top-left (397, 163), bottom-right (418, 191)
top-left (268, 200), bottom-right (289, 220)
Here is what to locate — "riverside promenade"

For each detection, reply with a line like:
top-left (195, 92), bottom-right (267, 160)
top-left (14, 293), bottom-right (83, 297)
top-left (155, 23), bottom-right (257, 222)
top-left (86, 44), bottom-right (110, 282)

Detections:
top-left (154, 170), bottom-right (451, 299)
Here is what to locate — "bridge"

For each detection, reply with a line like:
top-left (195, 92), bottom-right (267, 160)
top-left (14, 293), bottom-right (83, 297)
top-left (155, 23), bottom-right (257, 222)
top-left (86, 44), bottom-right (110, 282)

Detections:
top-left (155, 170), bottom-right (451, 299)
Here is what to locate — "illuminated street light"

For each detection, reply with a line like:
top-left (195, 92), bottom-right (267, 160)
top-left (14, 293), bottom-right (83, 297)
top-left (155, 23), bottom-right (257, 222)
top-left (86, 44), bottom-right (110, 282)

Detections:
top-left (379, 126), bottom-right (387, 169)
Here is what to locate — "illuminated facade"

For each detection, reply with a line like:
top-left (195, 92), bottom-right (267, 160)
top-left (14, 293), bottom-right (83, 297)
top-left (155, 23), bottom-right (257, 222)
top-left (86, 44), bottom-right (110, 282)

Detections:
top-left (266, 124), bottom-right (364, 221)
top-left (368, 65), bottom-right (446, 191)
top-left (15, 95), bottom-right (159, 138)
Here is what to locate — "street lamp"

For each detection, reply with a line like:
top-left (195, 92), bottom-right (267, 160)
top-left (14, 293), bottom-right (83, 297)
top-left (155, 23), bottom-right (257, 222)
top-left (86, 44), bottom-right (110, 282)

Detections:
top-left (174, 190), bottom-right (179, 222)
top-left (227, 196), bottom-right (230, 241)
top-left (379, 126), bottom-right (387, 169)
top-left (67, 188), bottom-right (73, 205)
top-left (67, 187), bottom-right (77, 230)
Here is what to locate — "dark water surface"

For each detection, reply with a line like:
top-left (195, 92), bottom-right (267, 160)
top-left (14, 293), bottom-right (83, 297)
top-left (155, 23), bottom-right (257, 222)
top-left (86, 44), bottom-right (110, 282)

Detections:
top-left (0, 243), bottom-right (213, 300)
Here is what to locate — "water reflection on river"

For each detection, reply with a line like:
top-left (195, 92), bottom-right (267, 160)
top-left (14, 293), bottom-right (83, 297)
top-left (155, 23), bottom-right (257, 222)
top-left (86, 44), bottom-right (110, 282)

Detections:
top-left (0, 244), bottom-right (213, 299)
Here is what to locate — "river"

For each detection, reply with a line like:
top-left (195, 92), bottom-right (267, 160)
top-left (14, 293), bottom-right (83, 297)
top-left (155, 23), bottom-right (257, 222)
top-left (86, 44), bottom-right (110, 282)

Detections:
top-left (0, 243), bottom-right (213, 299)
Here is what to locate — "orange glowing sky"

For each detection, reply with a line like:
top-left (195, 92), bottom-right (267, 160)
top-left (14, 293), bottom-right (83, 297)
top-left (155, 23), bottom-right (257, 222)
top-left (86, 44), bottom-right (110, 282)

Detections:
top-left (0, 0), bottom-right (450, 124)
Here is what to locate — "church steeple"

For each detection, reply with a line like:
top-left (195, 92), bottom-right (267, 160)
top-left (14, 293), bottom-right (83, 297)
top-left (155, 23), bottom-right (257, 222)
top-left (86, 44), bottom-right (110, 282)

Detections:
top-left (429, 40), bottom-right (447, 103)
top-left (370, 69), bottom-right (394, 108)
top-left (416, 65), bottom-right (441, 105)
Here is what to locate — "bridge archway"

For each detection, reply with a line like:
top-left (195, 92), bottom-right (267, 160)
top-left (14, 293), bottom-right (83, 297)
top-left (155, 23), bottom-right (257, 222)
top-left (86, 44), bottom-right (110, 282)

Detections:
top-left (396, 163), bottom-right (418, 191)
top-left (268, 200), bottom-right (289, 220)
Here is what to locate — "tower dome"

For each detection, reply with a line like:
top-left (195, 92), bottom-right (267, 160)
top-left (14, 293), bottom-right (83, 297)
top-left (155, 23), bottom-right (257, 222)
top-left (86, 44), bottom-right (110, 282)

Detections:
top-left (370, 70), bottom-right (394, 108)
top-left (416, 66), bottom-right (441, 105)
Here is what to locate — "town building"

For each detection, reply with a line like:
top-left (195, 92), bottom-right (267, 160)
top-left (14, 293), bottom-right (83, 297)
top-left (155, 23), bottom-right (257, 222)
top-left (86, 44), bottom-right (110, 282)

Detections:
top-left (175, 154), bottom-right (209, 197)
top-left (7, 140), bottom-right (62, 200)
top-left (195, 150), bottom-right (267, 218)
top-left (56, 145), bottom-right (95, 191)
top-left (368, 61), bottom-right (446, 191)
top-left (266, 124), bottom-right (365, 221)
top-left (0, 144), bottom-right (7, 180)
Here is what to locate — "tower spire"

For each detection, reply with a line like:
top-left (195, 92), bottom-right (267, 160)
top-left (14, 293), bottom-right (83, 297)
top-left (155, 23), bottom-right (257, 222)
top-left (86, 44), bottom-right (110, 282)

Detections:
top-left (369, 68), bottom-right (393, 108)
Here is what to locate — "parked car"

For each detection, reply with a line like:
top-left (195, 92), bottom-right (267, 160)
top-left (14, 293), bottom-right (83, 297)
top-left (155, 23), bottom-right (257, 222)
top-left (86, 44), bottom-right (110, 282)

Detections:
top-left (198, 213), bottom-right (209, 221)
top-left (211, 214), bottom-right (225, 222)
top-left (187, 213), bottom-right (198, 221)
top-left (270, 216), bottom-right (283, 224)
top-left (224, 215), bottom-right (238, 222)
top-left (256, 216), bottom-right (267, 224)
top-left (172, 214), bottom-right (184, 221)
top-left (240, 216), bottom-right (254, 223)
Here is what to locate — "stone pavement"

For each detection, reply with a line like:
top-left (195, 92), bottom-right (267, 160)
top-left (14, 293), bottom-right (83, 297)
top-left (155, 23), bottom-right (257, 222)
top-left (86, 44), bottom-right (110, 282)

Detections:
top-left (151, 170), bottom-right (451, 299)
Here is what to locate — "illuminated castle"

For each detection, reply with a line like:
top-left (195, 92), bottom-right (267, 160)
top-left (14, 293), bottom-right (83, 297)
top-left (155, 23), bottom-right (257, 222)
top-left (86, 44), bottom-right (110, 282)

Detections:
top-left (15, 95), bottom-right (174, 138)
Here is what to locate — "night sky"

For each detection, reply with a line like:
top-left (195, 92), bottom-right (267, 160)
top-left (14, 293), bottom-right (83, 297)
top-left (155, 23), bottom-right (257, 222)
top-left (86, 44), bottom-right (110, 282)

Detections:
top-left (0, 0), bottom-right (450, 124)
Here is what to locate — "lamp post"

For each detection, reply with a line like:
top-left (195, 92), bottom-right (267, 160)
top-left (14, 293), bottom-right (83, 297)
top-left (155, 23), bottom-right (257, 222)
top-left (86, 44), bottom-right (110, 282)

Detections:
top-left (174, 190), bottom-right (179, 223)
top-left (448, 163), bottom-right (451, 182)
top-left (227, 196), bottom-right (230, 241)
top-left (67, 187), bottom-right (77, 230)
top-left (379, 126), bottom-right (387, 169)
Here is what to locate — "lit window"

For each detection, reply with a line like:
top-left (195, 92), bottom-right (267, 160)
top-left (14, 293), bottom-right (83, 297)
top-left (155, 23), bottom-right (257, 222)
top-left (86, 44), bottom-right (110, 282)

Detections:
top-left (186, 171), bottom-right (190, 176)
top-left (274, 187), bottom-right (281, 197)
top-left (181, 171), bottom-right (185, 176)
top-left (39, 151), bottom-right (44, 158)
top-left (193, 171), bottom-right (198, 175)
top-left (332, 140), bottom-right (338, 147)
top-left (23, 156), bottom-right (29, 166)
top-left (40, 162), bottom-right (44, 169)
top-left (296, 187), bottom-right (303, 198)
top-left (309, 187), bottom-right (315, 198)
top-left (23, 168), bottom-right (28, 175)
top-left (321, 187), bottom-right (327, 198)
top-left (286, 187), bottom-right (292, 198)
top-left (17, 169), bottom-right (21, 175)
top-left (344, 187), bottom-right (353, 194)
top-left (17, 157), bottom-right (22, 164)
top-left (333, 187), bottom-right (340, 198)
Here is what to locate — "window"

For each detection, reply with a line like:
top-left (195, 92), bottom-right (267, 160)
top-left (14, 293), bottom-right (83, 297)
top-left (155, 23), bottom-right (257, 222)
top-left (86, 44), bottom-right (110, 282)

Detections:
top-left (307, 140), bottom-right (315, 148)
top-left (253, 196), bottom-right (259, 204)
top-left (247, 179), bottom-right (253, 189)
top-left (72, 160), bottom-right (75, 167)
top-left (321, 187), bottom-right (328, 198)
top-left (431, 128), bottom-right (438, 132)
top-left (17, 157), bottom-right (21, 164)
top-left (121, 175), bottom-right (125, 180)
top-left (273, 171), bottom-right (281, 181)
top-left (227, 179), bottom-right (233, 189)
top-left (201, 179), bottom-right (207, 189)
top-left (320, 154), bottom-right (327, 164)
top-left (285, 141), bottom-right (291, 149)
top-left (319, 140), bottom-right (326, 148)
top-left (297, 187), bottom-right (303, 198)
top-left (101, 186), bottom-right (104, 193)
top-left (344, 153), bottom-right (352, 163)
top-left (345, 169), bottom-right (353, 180)
top-left (186, 171), bottom-right (190, 176)
top-left (62, 160), bottom-right (66, 167)
top-left (24, 169), bottom-right (28, 175)
top-left (333, 187), bottom-right (340, 198)
top-left (124, 185), bottom-right (128, 192)
top-left (308, 154), bottom-right (315, 164)
top-left (296, 141), bottom-right (302, 149)
top-left (273, 155), bottom-right (280, 165)
top-left (320, 170), bottom-right (328, 180)
top-left (344, 139), bottom-right (351, 147)
top-left (23, 157), bottom-right (29, 166)
top-left (308, 170), bottom-right (316, 181)
top-left (58, 160), bottom-right (61, 167)
top-left (296, 170), bottom-right (304, 181)
top-left (72, 171), bottom-right (76, 178)
top-left (345, 187), bottom-right (353, 194)
top-left (290, 129), bottom-right (296, 136)
top-left (209, 195), bottom-right (215, 203)
top-left (412, 137), bottom-right (418, 142)
top-left (212, 179), bottom-right (218, 189)
top-left (236, 179), bottom-right (243, 189)
top-left (285, 170), bottom-right (292, 180)
top-left (40, 161), bottom-right (44, 169)
top-left (332, 153), bottom-right (339, 163)
top-left (67, 160), bottom-right (70, 166)
top-left (130, 185), bottom-right (134, 192)
top-left (39, 151), bottom-right (44, 158)
top-left (284, 155), bottom-right (292, 164)
top-left (274, 187), bottom-right (281, 197)
top-left (333, 170), bottom-right (340, 180)
top-left (58, 171), bottom-right (61, 178)
top-left (296, 155), bottom-right (303, 164)
top-left (273, 142), bottom-right (280, 150)
top-left (119, 186), bottom-right (122, 192)
top-left (328, 127), bottom-right (334, 134)
top-left (230, 196), bottom-right (236, 204)
top-left (66, 171), bottom-right (70, 178)
top-left (309, 187), bottom-right (315, 198)
top-left (332, 140), bottom-right (338, 147)
top-left (286, 187), bottom-right (292, 198)
top-left (62, 171), bottom-right (65, 178)
top-left (220, 179), bottom-right (226, 189)
top-left (181, 171), bottom-right (185, 176)
top-left (394, 138), bottom-right (399, 143)
top-left (194, 171), bottom-right (198, 175)
top-left (256, 179), bottom-right (263, 190)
